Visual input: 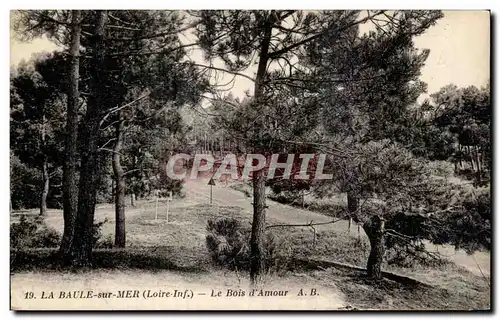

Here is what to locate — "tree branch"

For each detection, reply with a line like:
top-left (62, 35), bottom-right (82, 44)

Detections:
top-left (266, 216), bottom-right (347, 229)
top-left (99, 86), bottom-right (161, 128)
top-left (123, 168), bottom-right (143, 176)
top-left (268, 10), bottom-right (385, 59)
top-left (99, 137), bottom-right (117, 149)
top-left (190, 63), bottom-right (256, 83)
top-left (98, 147), bottom-right (124, 156)
top-left (108, 22), bottom-right (197, 41)
top-left (105, 42), bottom-right (198, 58)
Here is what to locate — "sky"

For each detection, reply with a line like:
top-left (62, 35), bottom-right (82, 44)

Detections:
top-left (10, 11), bottom-right (490, 101)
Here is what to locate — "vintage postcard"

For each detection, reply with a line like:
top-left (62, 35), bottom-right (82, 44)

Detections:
top-left (9, 9), bottom-right (491, 311)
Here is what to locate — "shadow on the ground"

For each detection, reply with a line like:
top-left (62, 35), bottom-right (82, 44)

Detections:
top-left (10, 247), bottom-right (210, 273)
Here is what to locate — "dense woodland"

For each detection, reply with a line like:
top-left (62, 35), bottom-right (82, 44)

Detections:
top-left (10, 10), bottom-right (490, 282)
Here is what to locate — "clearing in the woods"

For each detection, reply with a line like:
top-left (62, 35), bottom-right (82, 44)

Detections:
top-left (10, 178), bottom-right (490, 310)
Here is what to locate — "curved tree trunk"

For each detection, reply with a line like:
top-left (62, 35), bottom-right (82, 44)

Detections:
top-left (60, 10), bottom-right (81, 261)
top-left (363, 215), bottom-right (386, 280)
top-left (113, 114), bottom-right (126, 248)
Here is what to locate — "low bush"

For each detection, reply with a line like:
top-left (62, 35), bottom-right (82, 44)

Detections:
top-left (10, 215), bottom-right (60, 249)
top-left (385, 237), bottom-right (451, 268)
top-left (229, 183), bottom-right (251, 197)
top-left (10, 215), bottom-right (112, 250)
top-left (205, 217), bottom-right (291, 273)
top-left (92, 218), bottom-right (110, 248)
top-left (95, 234), bottom-right (114, 249)
top-left (268, 191), bottom-right (345, 217)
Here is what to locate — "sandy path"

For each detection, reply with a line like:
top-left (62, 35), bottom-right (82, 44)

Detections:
top-left (184, 178), bottom-right (490, 277)
top-left (185, 178), bottom-right (345, 231)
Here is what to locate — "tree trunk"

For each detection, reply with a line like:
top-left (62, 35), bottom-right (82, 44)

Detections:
top-left (249, 15), bottom-right (272, 284)
top-left (68, 11), bottom-right (108, 266)
top-left (113, 114), bottom-right (126, 248)
top-left (363, 215), bottom-right (386, 280)
top-left (458, 144), bottom-right (463, 171)
top-left (468, 145), bottom-right (475, 171)
top-left (40, 158), bottom-right (49, 216)
top-left (220, 136), bottom-right (223, 156)
top-left (475, 146), bottom-right (482, 185)
top-left (60, 10), bottom-right (81, 260)
top-left (347, 191), bottom-right (358, 233)
top-left (250, 170), bottom-right (267, 283)
top-left (39, 113), bottom-right (49, 216)
top-left (130, 193), bottom-right (136, 207)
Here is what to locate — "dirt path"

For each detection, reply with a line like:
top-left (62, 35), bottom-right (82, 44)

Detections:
top-left (185, 178), bottom-right (347, 232)
top-left (184, 178), bottom-right (490, 278)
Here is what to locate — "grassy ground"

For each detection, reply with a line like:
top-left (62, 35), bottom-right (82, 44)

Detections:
top-left (11, 198), bottom-right (490, 310)
top-left (310, 267), bottom-right (489, 310)
top-left (272, 227), bottom-right (490, 310)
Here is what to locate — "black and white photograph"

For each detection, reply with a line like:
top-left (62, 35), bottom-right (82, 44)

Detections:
top-left (8, 8), bottom-right (491, 311)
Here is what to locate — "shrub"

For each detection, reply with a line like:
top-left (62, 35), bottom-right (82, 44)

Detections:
top-left (10, 215), bottom-right (60, 249)
top-left (230, 183), bottom-right (252, 197)
top-left (11, 215), bottom-right (114, 250)
top-left (385, 236), bottom-right (450, 268)
top-left (206, 218), bottom-right (250, 270)
top-left (10, 155), bottom-right (42, 210)
top-left (441, 189), bottom-right (491, 253)
top-left (92, 219), bottom-right (110, 248)
top-left (95, 235), bottom-right (114, 249)
top-left (205, 217), bottom-right (291, 273)
top-left (268, 192), bottom-right (296, 205)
